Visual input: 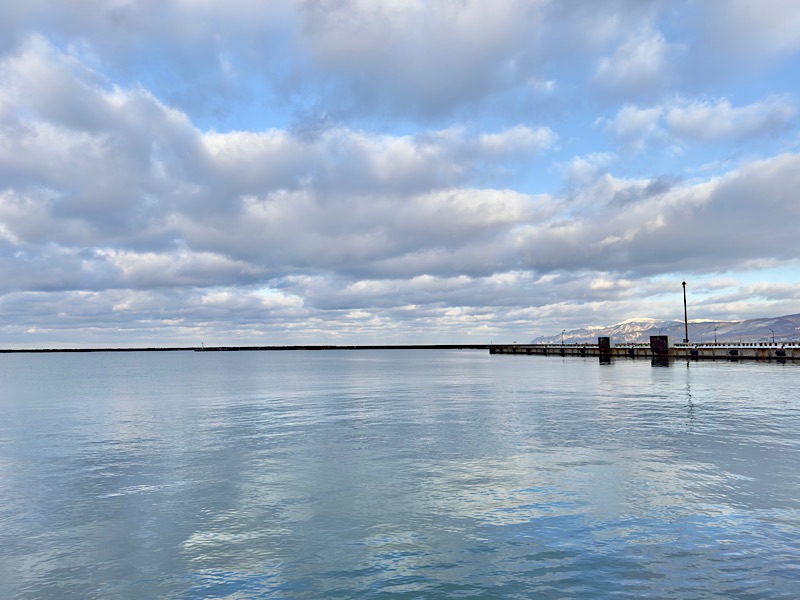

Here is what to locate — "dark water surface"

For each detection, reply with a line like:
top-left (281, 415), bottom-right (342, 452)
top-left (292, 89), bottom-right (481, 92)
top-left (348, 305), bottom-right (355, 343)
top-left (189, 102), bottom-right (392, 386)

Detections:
top-left (1, 350), bottom-right (798, 598)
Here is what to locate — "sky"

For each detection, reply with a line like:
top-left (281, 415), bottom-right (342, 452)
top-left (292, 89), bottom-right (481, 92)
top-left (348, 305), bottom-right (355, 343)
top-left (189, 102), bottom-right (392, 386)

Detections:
top-left (1, 0), bottom-right (800, 347)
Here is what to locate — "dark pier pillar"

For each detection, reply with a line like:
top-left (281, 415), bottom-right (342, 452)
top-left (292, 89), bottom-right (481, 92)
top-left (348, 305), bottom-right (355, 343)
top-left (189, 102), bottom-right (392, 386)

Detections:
top-left (598, 336), bottom-right (611, 362)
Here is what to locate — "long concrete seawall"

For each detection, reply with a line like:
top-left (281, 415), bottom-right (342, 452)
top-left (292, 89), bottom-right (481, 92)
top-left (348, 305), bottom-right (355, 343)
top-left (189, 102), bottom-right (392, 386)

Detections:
top-left (0, 344), bottom-right (491, 353)
top-left (490, 341), bottom-right (800, 360)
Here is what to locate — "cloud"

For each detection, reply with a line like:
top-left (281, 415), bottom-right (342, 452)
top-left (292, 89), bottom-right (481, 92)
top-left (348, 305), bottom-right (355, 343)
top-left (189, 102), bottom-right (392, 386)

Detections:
top-left (297, 0), bottom-right (545, 118)
top-left (98, 247), bottom-right (264, 288)
top-left (699, 0), bottom-right (800, 58)
top-left (602, 95), bottom-right (797, 152)
top-left (199, 124), bottom-right (555, 199)
top-left (592, 26), bottom-right (676, 98)
top-left (599, 104), bottom-right (664, 152)
top-left (513, 152), bottom-right (800, 276)
top-left (665, 96), bottom-right (797, 142)
top-left (475, 125), bottom-right (557, 156)
top-left (563, 153), bottom-right (618, 187)
top-left (0, 36), bottom-right (210, 244)
top-left (174, 186), bottom-right (542, 281)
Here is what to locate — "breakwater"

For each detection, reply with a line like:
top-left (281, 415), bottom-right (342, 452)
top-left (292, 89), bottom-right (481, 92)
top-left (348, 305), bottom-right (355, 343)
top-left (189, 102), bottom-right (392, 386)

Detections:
top-left (490, 340), bottom-right (800, 360)
top-left (0, 344), bottom-right (490, 354)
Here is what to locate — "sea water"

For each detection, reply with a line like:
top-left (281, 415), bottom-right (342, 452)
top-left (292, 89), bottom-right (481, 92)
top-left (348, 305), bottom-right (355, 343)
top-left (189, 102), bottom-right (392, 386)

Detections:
top-left (0, 350), bottom-right (798, 598)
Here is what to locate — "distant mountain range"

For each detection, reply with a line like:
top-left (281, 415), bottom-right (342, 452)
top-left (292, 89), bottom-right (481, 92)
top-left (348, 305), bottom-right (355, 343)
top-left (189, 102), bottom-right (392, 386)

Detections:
top-left (531, 313), bottom-right (800, 344)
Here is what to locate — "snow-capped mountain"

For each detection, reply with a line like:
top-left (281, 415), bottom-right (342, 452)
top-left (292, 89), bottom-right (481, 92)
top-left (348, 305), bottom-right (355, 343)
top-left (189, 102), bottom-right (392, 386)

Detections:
top-left (531, 314), bottom-right (800, 344)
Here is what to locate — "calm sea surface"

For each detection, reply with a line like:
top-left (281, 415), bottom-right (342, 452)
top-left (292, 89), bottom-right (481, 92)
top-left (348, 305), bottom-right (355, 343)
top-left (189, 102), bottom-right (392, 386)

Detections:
top-left (1, 350), bottom-right (799, 599)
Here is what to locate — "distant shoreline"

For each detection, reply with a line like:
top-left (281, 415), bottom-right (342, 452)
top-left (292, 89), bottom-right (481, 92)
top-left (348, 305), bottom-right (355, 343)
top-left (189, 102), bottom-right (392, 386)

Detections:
top-left (0, 344), bottom-right (491, 353)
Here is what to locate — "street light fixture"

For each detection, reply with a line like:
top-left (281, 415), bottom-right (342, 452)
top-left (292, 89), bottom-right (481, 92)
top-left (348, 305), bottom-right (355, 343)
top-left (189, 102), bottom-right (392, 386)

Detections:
top-left (682, 281), bottom-right (689, 343)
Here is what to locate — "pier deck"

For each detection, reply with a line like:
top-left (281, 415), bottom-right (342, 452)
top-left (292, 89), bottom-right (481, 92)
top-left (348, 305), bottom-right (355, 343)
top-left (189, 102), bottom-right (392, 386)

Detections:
top-left (490, 342), bottom-right (800, 360)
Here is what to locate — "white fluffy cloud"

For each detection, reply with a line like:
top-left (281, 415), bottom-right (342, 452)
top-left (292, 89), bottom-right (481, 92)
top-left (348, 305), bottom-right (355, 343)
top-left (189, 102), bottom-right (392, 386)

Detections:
top-left (602, 95), bottom-right (797, 151)
top-left (665, 96), bottom-right (796, 142)
top-left (593, 27), bottom-right (675, 98)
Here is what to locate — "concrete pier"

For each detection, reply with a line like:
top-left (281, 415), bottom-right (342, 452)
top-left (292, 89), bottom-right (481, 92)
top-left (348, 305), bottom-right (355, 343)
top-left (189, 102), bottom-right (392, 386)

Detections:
top-left (490, 340), bottom-right (800, 360)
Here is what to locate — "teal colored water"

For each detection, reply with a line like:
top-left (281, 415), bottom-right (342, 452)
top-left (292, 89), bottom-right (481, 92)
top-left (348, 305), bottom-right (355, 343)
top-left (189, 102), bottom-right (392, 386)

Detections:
top-left (1, 350), bottom-right (798, 598)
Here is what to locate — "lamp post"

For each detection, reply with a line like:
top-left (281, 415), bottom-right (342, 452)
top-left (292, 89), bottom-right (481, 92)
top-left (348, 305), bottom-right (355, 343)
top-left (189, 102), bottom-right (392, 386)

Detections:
top-left (561, 329), bottom-right (565, 346)
top-left (714, 326), bottom-right (718, 344)
top-left (770, 328), bottom-right (775, 344)
top-left (682, 281), bottom-right (689, 343)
